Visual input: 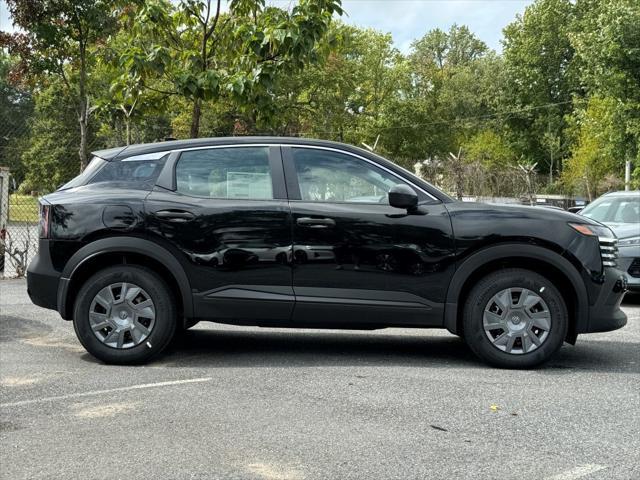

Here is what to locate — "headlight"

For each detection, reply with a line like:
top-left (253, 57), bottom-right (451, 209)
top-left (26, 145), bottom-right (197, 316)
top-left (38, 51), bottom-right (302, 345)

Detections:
top-left (568, 223), bottom-right (615, 240)
top-left (618, 236), bottom-right (640, 247)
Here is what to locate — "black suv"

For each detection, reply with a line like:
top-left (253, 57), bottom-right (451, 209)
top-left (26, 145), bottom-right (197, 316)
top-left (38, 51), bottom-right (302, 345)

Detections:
top-left (27, 137), bottom-right (628, 368)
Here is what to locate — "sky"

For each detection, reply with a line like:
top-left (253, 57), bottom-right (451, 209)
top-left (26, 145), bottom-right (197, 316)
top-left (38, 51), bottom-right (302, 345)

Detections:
top-left (0, 0), bottom-right (533, 53)
top-left (336, 0), bottom-right (532, 52)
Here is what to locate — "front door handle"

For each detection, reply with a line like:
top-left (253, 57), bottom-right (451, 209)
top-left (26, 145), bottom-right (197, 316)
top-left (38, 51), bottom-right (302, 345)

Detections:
top-left (296, 217), bottom-right (336, 228)
top-left (154, 210), bottom-right (196, 222)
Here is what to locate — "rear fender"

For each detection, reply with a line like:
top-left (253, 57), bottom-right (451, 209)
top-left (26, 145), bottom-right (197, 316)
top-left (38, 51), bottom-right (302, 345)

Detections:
top-left (58, 236), bottom-right (193, 321)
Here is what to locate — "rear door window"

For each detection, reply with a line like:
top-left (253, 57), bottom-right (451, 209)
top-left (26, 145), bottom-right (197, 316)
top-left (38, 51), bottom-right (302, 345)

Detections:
top-left (175, 147), bottom-right (273, 199)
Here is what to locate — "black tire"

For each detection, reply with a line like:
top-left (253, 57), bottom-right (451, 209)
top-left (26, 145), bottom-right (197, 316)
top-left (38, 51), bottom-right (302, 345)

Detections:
top-left (73, 265), bottom-right (177, 365)
top-left (463, 268), bottom-right (568, 369)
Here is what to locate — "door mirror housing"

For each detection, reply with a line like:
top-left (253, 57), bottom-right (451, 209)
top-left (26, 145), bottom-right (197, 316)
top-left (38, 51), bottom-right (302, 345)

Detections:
top-left (388, 184), bottom-right (418, 211)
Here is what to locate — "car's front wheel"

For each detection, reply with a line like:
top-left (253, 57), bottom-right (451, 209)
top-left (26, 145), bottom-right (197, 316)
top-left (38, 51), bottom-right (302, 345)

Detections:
top-left (463, 268), bottom-right (568, 368)
top-left (73, 265), bottom-right (177, 364)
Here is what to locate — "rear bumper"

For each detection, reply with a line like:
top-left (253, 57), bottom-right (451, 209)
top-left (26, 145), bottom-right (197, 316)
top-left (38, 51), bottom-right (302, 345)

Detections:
top-left (584, 268), bottom-right (628, 333)
top-left (26, 245), bottom-right (61, 312)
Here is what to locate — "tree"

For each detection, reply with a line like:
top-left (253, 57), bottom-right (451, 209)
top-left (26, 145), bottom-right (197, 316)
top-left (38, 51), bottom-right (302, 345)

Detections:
top-left (502, 0), bottom-right (576, 183)
top-left (571, 0), bottom-right (640, 186)
top-left (411, 24), bottom-right (487, 70)
top-left (0, 53), bottom-right (33, 185)
top-left (563, 96), bottom-right (626, 199)
top-left (388, 25), bottom-right (499, 165)
top-left (117, 0), bottom-right (342, 138)
top-left (448, 148), bottom-right (466, 200)
top-left (463, 130), bottom-right (519, 196)
top-left (19, 80), bottom-right (87, 193)
top-left (94, 30), bottom-right (173, 146)
top-left (1, 0), bottom-right (117, 170)
top-left (287, 24), bottom-right (406, 145)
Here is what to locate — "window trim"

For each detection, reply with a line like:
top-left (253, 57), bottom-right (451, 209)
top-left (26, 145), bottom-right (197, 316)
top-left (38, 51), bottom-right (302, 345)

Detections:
top-left (151, 142), bottom-right (440, 203)
top-left (281, 145), bottom-right (438, 204)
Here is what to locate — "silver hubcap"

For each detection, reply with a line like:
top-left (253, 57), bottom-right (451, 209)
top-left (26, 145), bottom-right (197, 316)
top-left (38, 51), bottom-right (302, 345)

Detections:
top-left (89, 283), bottom-right (156, 349)
top-left (483, 287), bottom-right (552, 355)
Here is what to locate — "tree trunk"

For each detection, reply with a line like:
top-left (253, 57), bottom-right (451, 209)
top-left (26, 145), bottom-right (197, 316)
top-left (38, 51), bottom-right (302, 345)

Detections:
top-left (585, 177), bottom-right (592, 202)
top-left (527, 175), bottom-right (535, 205)
top-left (78, 41), bottom-right (89, 171)
top-left (190, 98), bottom-right (202, 138)
top-left (125, 116), bottom-right (132, 146)
top-left (78, 96), bottom-right (89, 171)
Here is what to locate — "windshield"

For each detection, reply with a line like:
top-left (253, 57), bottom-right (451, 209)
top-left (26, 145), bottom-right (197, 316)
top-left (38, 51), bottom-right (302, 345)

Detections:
top-left (581, 195), bottom-right (640, 224)
top-left (58, 157), bottom-right (107, 190)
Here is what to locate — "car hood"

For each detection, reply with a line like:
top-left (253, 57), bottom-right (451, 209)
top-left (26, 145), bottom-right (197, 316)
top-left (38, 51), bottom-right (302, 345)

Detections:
top-left (601, 222), bottom-right (640, 240)
top-left (447, 201), bottom-right (602, 225)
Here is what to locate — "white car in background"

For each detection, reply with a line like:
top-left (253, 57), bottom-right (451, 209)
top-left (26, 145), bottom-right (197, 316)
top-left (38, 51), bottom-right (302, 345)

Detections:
top-left (580, 190), bottom-right (640, 292)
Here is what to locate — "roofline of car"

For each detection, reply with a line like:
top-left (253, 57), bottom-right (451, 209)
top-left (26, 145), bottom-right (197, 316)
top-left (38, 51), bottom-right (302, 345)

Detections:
top-left (93, 137), bottom-right (380, 161)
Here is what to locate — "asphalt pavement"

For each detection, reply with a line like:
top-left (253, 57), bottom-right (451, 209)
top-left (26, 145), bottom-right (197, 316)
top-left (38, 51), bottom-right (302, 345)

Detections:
top-left (1, 278), bottom-right (639, 480)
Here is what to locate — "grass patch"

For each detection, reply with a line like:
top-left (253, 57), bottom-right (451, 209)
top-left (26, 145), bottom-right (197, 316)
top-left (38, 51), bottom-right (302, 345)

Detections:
top-left (8, 194), bottom-right (40, 223)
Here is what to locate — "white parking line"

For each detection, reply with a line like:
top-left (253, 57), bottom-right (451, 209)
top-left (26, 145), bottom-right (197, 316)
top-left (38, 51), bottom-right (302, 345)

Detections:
top-left (545, 464), bottom-right (607, 480)
top-left (0, 377), bottom-right (212, 408)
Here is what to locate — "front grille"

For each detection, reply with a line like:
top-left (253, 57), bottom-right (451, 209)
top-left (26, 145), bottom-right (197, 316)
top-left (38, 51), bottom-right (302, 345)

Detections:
top-left (628, 258), bottom-right (640, 278)
top-left (599, 237), bottom-right (618, 268)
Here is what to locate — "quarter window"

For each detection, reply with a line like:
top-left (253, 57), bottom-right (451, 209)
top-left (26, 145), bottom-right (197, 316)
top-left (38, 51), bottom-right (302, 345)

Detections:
top-left (291, 148), bottom-right (407, 204)
top-left (176, 147), bottom-right (273, 199)
top-left (87, 157), bottom-right (167, 190)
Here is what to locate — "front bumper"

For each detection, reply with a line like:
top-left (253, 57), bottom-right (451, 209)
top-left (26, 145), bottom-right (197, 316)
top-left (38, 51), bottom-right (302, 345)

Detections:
top-left (584, 267), bottom-right (628, 333)
top-left (26, 244), bottom-right (61, 312)
top-left (617, 245), bottom-right (640, 290)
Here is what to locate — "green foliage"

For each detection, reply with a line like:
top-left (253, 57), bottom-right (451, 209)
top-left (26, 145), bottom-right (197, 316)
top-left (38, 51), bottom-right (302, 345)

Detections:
top-left (563, 96), bottom-right (626, 198)
top-left (286, 24), bottom-right (405, 142)
top-left (8, 194), bottom-right (39, 223)
top-left (0, 53), bottom-right (33, 184)
top-left (571, 0), bottom-right (640, 176)
top-left (93, 32), bottom-right (173, 146)
top-left (502, 0), bottom-right (576, 181)
top-left (19, 81), bottom-right (87, 193)
top-left (1, 0), bottom-right (118, 167)
top-left (463, 130), bottom-right (516, 169)
top-left (115, 0), bottom-right (342, 136)
top-left (376, 25), bottom-right (498, 165)
top-left (3, 0), bottom-right (639, 198)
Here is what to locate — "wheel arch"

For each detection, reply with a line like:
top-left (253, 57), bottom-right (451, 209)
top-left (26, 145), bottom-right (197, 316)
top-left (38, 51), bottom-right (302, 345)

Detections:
top-left (444, 243), bottom-right (588, 342)
top-left (57, 237), bottom-right (193, 325)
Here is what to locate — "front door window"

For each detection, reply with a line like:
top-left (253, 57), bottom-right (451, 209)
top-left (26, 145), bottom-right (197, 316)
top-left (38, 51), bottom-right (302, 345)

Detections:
top-left (291, 148), bottom-right (405, 204)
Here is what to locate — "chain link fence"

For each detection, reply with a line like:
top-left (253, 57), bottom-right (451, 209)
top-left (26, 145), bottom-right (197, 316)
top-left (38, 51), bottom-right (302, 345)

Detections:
top-left (0, 109), bottom-right (176, 278)
top-left (1, 131), bottom-right (41, 279)
top-left (1, 187), bottom-right (38, 278)
top-left (0, 119), bottom-right (92, 278)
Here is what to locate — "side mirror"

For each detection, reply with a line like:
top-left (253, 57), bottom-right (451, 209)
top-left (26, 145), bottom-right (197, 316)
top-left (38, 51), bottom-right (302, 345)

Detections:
top-left (567, 206), bottom-right (583, 214)
top-left (389, 184), bottom-right (418, 211)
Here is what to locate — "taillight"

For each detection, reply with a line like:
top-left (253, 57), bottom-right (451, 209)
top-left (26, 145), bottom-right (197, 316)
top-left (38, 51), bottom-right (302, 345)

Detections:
top-left (39, 203), bottom-right (50, 238)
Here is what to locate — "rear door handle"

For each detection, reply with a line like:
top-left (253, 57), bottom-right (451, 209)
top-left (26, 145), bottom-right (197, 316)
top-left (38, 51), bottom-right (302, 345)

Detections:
top-left (154, 210), bottom-right (196, 222)
top-left (296, 217), bottom-right (336, 228)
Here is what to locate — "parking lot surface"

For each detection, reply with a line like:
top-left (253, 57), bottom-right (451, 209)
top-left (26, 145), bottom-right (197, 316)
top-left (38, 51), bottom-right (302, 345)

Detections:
top-left (1, 278), bottom-right (639, 480)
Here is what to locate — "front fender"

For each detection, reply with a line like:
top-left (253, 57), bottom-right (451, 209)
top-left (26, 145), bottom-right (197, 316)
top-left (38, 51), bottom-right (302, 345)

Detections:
top-left (443, 243), bottom-right (589, 335)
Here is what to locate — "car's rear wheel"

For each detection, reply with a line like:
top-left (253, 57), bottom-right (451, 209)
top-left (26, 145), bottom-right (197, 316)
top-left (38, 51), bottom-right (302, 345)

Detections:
top-left (463, 268), bottom-right (568, 368)
top-left (73, 265), bottom-right (176, 364)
